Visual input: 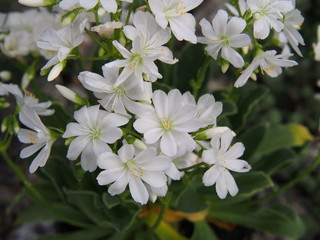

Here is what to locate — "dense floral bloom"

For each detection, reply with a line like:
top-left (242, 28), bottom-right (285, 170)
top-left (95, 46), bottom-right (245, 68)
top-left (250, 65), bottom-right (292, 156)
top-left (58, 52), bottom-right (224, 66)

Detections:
top-left (96, 144), bottom-right (171, 204)
top-left (234, 50), bottom-right (298, 88)
top-left (0, 83), bottom-right (54, 116)
top-left (149, 0), bottom-right (203, 44)
top-left (198, 10), bottom-right (251, 68)
top-left (247, 0), bottom-right (294, 39)
top-left (18, 107), bottom-right (54, 173)
top-left (134, 89), bottom-right (201, 157)
top-left (123, 11), bottom-right (178, 64)
top-left (107, 38), bottom-right (162, 86)
top-left (63, 105), bottom-right (129, 172)
top-left (202, 129), bottom-right (251, 199)
top-left (78, 64), bottom-right (153, 116)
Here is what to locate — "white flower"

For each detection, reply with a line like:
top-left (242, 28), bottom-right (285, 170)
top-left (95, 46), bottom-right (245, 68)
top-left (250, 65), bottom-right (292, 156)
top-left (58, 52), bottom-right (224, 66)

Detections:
top-left (1, 31), bottom-right (34, 57)
top-left (18, 0), bottom-right (58, 7)
top-left (247, 0), bottom-right (294, 39)
top-left (182, 92), bottom-right (223, 128)
top-left (107, 38), bottom-right (162, 87)
top-left (37, 23), bottom-right (84, 71)
top-left (149, 0), bottom-right (203, 44)
top-left (123, 11), bottom-right (178, 64)
top-left (96, 144), bottom-right (171, 204)
top-left (202, 130), bottom-right (251, 199)
top-left (62, 105), bottom-right (129, 172)
top-left (0, 83), bottom-right (54, 116)
top-left (282, 9), bottom-right (305, 56)
top-left (59, 0), bottom-right (133, 13)
top-left (198, 10), bottom-right (251, 68)
top-left (17, 107), bottom-right (54, 173)
top-left (234, 50), bottom-right (298, 88)
top-left (78, 64), bottom-right (153, 116)
top-left (133, 89), bottom-right (201, 157)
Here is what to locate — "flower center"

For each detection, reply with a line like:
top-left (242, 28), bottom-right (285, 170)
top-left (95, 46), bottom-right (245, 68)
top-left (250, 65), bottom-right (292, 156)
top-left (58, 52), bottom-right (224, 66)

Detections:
top-left (90, 127), bottom-right (101, 140)
top-left (160, 117), bottom-right (173, 130)
top-left (217, 35), bottom-right (229, 45)
top-left (114, 86), bottom-right (125, 96)
top-left (129, 54), bottom-right (142, 71)
top-left (125, 159), bottom-right (144, 178)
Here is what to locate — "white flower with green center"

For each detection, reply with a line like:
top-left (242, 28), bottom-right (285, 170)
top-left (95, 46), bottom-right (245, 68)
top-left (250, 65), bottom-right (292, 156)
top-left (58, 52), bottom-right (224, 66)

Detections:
top-left (198, 10), bottom-right (251, 68)
top-left (133, 89), bottom-right (201, 157)
top-left (17, 106), bottom-right (54, 173)
top-left (202, 130), bottom-right (251, 199)
top-left (247, 0), bottom-right (294, 39)
top-left (78, 64), bottom-right (153, 116)
top-left (149, 0), bottom-right (203, 44)
top-left (96, 144), bottom-right (171, 205)
top-left (63, 105), bottom-right (129, 172)
top-left (123, 11), bottom-right (178, 64)
top-left (107, 37), bottom-right (162, 87)
top-left (234, 50), bottom-right (298, 88)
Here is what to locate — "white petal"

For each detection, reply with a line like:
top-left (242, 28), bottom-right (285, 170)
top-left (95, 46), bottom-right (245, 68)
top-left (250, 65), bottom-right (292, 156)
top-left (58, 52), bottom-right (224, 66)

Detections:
top-left (216, 174), bottom-right (228, 199)
top-left (80, 142), bottom-right (98, 172)
top-left (97, 168), bottom-right (123, 185)
top-left (129, 177), bottom-right (149, 204)
top-left (223, 159), bottom-right (251, 173)
top-left (229, 34), bottom-right (251, 48)
top-left (221, 45), bottom-right (244, 68)
top-left (133, 117), bottom-right (159, 134)
top-left (118, 144), bottom-right (135, 162)
top-left (202, 149), bottom-right (217, 165)
top-left (203, 165), bottom-right (221, 186)
top-left (63, 123), bottom-right (87, 138)
top-left (79, 0), bottom-right (98, 9)
top-left (20, 142), bottom-right (45, 158)
top-left (224, 170), bottom-right (239, 197)
top-left (29, 143), bottom-right (52, 173)
top-left (108, 171), bottom-right (129, 195)
top-left (100, 0), bottom-right (117, 13)
top-left (144, 128), bottom-right (164, 144)
top-left (221, 142), bottom-right (245, 160)
top-left (226, 17), bottom-right (246, 36)
top-left (100, 128), bottom-right (122, 144)
top-left (212, 10), bottom-right (228, 36)
top-left (141, 171), bottom-right (167, 188)
top-left (169, 14), bottom-right (197, 43)
top-left (66, 136), bottom-right (90, 160)
top-left (164, 162), bottom-right (182, 180)
top-left (142, 155), bottom-right (171, 171)
top-left (160, 132), bottom-right (177, 157)
top-left (97, 152), bottom-right (122, 169)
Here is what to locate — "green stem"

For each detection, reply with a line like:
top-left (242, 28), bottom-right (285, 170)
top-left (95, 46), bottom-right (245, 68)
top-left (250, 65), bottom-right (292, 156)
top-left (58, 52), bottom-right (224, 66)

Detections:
top-left (179, 162), bottom-right (210, 172)
top-left (68, 55), bottom-right (109, 61)
top-left (125, 3), bottom-right (135, 25)
top-left (150, 192), bottom-right (172, 232)
top-left (0, 150), bottom-right (94, 229)
top-left (192, 56), bottom-right (212, 99)
top-left (247, 154), bottom-right (320, 206)
top-left (84, 27), bottom-right (109, 51)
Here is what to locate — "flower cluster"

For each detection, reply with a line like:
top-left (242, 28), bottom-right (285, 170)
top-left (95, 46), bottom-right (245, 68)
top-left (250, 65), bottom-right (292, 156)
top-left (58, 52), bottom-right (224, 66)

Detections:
top-left (2, 0), bottom-right (305, 205)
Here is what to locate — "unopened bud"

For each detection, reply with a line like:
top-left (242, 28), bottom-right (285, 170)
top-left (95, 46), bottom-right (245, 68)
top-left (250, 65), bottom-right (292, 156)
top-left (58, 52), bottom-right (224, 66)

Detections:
top-left (133, 139), bottom-right (147, 150)
top-left (253, 12), bottom-right (261, 20)
top-left (221, 62), bottom-right (229, 73)
top-left (91, 21), bottom-right (123, 39)
top-left (242, 46), bottom-right (249, 55)
top-left (250, 73), bottom-right (257, 81)
top-left (18, 0), bottom-right (59, 7)
top-left (55, 84), bottom-right (85, 105)
top-left (204, 127), bottom-right (235, 139)
top-left (48, 61), bottom-right (66, 82)
top-left (61, 8), bottom-right (82, 27)
top-left (0, 71), bottom-right (11, 82)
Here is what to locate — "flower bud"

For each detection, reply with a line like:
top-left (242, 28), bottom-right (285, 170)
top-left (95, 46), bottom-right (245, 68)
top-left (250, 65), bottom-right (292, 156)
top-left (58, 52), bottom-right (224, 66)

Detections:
top-left (18, 0), bottom-right (59, 7)
top-left (250, 73), bottom-right (257, 81)
top-left (221, 61), bottom-right (229, 73)
top-left (91, 21), bottom-right (123, 39)
top-left (133, 139), bottom-right (148, 150)
top-left (0, 71), bottom-right (11, 82)
top-left (55, 84), bottom-right (85, 105)
top-left (253, 12), bottom-right (261, 20)
top-left (48, 61), bottom-right (66, 82)
top-left (197, 127), bottom-right (235, 140)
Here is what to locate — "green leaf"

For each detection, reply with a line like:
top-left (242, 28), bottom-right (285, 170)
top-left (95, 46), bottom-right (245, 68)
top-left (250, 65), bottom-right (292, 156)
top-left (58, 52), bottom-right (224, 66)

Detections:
top-left (217, 100), bottom-right (238, 123)
top-left (16, 202), bottom-right (90, 224)
top-left (254, 149), bottom-right (298, 175)
top-left (231, 82), bottom-right (269, 130)
top-left (102, 192), bottom-right (121, 209)
top-left (191, 220), bottom-right (219, 240)
top-left (209, 204), bottom-right (305, 239)
top-left (235, 171), bottom-right (274, 198)
top-left (38, 228), bottom-right (111, 240)
top-left (238, 124), bottom-right (267, 159)
top-left (255, 124), bottom-right (313, 156)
